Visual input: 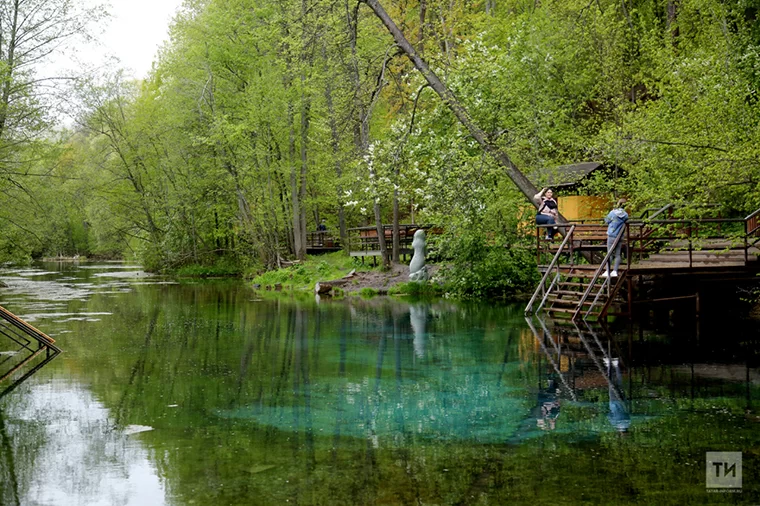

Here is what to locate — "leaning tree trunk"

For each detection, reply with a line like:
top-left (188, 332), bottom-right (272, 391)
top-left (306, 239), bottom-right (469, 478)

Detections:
top-left (361, 0), bottom-right (561, 219)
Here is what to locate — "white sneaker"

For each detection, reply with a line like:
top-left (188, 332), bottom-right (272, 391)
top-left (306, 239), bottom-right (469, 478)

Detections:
top-left (601, 271), bottom-right (609, 278)
top-left (610, 270), bottom-right (618, 277)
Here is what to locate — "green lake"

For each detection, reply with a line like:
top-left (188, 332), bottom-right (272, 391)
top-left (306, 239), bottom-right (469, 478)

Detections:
top-left (0, 262), bottom-right (758, 505)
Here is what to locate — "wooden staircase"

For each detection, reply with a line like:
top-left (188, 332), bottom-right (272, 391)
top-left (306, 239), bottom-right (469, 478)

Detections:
top-left (526, 224), bottom-right (629, 322)
top-left (542, 265), bottom-right (628, 321)
top-left (0, 305), bottom-right (60, 398)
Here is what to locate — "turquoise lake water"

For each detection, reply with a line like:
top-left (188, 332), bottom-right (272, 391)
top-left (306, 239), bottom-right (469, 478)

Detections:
top-left (0, 262), bottom-right (758, 505)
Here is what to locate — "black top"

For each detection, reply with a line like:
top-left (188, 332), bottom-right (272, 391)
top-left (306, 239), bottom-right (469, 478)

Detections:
top-left (539, 198), bottom-right (558, 213)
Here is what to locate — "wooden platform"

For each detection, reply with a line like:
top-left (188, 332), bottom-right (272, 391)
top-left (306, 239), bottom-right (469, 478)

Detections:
top-left (346, 224), bottom-right (431, 259)
top-left (527, 211), bottom-right (760, 322)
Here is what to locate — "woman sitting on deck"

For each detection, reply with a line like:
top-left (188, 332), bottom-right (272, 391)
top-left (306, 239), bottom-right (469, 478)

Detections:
top-left (534, 187), bottom-right (559, 240)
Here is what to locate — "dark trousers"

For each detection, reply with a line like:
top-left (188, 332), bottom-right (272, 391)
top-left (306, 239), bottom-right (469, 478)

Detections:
top-left (536, 214), bottom-right (556, 238)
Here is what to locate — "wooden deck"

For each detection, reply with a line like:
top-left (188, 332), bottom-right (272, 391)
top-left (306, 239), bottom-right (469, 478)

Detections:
top-left (305, 231), bottom-right (342, 255)
top-left (346, 224), bottom-right (431, 259)
top-left (527, 209), bottom-right (760, 322)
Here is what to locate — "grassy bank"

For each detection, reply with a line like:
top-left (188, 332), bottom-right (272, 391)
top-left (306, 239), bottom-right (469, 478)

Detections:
top-left (250, 252), bottom-right (373, 291)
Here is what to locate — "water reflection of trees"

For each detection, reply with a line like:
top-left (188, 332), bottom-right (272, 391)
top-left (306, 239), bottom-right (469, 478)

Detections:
top-left (6, 280), bottom-right (759, 505)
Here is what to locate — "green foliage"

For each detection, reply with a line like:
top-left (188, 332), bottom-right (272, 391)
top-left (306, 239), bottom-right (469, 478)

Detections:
top-left (388, 281), bottom-right (444, 297)
top-left (4, 0), bottom-right (760, 297)
top-left (251, 252), bottom-right (359, 290)
top-left (357, 287), bottom-right (379, 298)
top-left (437, 231), bottom-right (539, 299)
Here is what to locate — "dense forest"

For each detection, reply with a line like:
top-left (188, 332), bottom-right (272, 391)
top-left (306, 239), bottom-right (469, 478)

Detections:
top-left (1, 0), bottom-right (759, 287)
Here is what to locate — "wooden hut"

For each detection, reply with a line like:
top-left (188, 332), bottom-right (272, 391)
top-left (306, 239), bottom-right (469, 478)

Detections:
top-left (535, 162), bottom-right (613, 221)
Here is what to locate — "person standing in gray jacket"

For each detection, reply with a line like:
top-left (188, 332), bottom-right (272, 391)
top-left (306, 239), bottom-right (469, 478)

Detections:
top-left (602, 199), bottom-right (629, 277)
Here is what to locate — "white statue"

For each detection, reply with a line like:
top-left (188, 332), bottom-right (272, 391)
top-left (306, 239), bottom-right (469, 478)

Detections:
top-left (408, 229), bottom-right (429, 282)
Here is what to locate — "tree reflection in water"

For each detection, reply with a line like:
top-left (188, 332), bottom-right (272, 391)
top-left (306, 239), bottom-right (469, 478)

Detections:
top-left (0, 264), bottom-right (758, 504)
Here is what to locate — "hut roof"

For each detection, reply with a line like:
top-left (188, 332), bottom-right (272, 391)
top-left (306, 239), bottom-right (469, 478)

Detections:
top-left (535, 162), bottom-right (604, 189)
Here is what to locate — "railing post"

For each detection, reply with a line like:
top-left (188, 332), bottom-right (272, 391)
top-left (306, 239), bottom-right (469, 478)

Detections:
top-left (688, 224), bottom-right (693, 269)
top-left (746, 218), bottom-right (749, 264)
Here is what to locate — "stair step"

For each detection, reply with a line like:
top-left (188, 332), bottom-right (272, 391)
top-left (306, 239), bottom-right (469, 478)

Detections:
top-left (547, 299), bottom-right (598, 307)
top-left (559, 272), bottom-right (604, 279)
top-left (557, 281), bottom-right (605, 288)
top-left (547, 307), bottom-right (602, 314)
top-left (553, 289), bottom-right (587, 296)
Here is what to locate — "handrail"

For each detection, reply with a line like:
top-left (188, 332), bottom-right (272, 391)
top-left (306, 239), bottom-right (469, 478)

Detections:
top-left (744, 206), bottom-right (760, 263)
top-left (0, 306), bottom-right (58, 349)
top-left (584, 275), bottom-right (610, 320)
top-left (536, 271), bottom-right (560, 313)
top-left (634, 217), bottom-right (745, 225)
top-left (525, 225), bottom-right (576, 315)
top-left (0, 304), bottom-right (61, 399)
top-left (645, 203), bottom-right (674, 221)
top-left (572, 224), bottom-right (626, 322)
top-left (744, 207), bottom-right (760, 222)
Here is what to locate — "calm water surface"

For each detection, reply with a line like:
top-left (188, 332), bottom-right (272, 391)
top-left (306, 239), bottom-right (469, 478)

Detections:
top-left (0, 262), bottom-right (759, 505)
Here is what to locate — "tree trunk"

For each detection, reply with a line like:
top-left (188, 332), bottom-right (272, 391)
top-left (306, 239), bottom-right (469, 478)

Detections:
top-left (667, 1), bottom-right (679, 47)
top-left (392, 168), bottom-right (400, 263)
top-left (289, 101), bottom-right (304, 259)
top-left (296, 0), bottom-right (311, 261)
top-left (324, 74), bottom-right (348, 247)
top-left (298, 90), bottom-right (309, 260)
top-left (0, 0), bottom-right (20, 139)
top-left (348, 1), bottom-right (390, 267)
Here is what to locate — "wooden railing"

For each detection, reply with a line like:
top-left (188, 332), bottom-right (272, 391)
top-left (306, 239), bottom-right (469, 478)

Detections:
top-left (534, 204), bottom-right (760, 270)
top-left (0, 305), bottom-right (60, 398)
top-left (535, 222), bottom-right (614, 267)
top-left (745, 208), bottom-right (760, 262)
top-left (573, 227), bottom-right (624, 322)
top-left (306, 231), bottom-right (340, 249)
top-left (525, 225), bottom-right (576, 315)
top-left (346, 224), bottom-right (432, 257)
top-left (626, 208), bottom-right (760, 268)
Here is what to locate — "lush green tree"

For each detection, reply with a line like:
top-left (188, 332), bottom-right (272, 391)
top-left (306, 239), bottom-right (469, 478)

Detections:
top-left (4, 0), bottom-right (760, 279)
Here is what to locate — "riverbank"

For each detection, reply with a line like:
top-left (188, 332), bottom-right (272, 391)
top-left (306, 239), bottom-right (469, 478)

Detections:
top-left (250, 252), bottom-right (442, 295)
